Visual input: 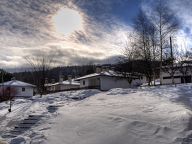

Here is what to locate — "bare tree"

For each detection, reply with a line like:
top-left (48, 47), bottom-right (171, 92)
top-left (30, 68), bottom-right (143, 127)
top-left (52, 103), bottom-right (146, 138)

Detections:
top-left (148, 25), bottom-right (159, 85)
top-left (152, 0), bottom-right (180, 84)
top-left (25, 50), bottom-right (55, 96)
top-left (123, 34), bottom-right (137, 62)
top-left (120, 1), bottom-right (179, 85)
top-left (122, 10), bottom-right (160, 86)
top-left (132, 10), bottom-right (155, 85)
top-left (120, 32), bottom-right (138, 84)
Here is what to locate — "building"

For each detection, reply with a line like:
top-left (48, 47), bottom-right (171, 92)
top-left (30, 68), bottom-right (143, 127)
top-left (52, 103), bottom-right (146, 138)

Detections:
top-left (75, 69), bottom-right (144, 91)
top-left (0, 80), bottom-right (36, 97)
top-left (45, 76), bottom-right (80, 92)
top-left (160, 64), bottom-right (192, 85)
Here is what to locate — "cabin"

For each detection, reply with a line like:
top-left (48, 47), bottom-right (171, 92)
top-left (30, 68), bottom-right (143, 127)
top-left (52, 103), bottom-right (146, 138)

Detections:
top-left (75, 68), bottom-right (144, 91)
top-left (0, 80), bottom-right (36, 97)
top-left (45, 76), bottom-right (80, 92)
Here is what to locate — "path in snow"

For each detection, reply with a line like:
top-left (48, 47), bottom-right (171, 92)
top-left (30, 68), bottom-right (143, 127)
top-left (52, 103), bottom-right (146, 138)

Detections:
top-left (0, 90), bottom-right (100, 143)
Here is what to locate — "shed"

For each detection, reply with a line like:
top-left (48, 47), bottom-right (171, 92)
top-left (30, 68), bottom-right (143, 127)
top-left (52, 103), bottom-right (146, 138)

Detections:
top-left (0, 80), bottom-right (36, 97)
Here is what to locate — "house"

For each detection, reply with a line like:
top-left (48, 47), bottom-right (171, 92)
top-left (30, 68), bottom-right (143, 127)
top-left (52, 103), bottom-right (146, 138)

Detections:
top-left (0, 80), bottom-right (36, 97)
top-left (160, 64), bottom-right (192, 84)
top-left (75, 68), bottom-right (144, 91)
top-left (45, 76), bottom-right (80, 92)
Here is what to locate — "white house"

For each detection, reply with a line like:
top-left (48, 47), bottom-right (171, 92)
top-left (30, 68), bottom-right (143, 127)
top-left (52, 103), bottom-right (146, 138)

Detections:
top-left (160, 65), bottom-right (192, 85)
top-left (45, 77), bottom-right (80, 92)
top-left (75, 70), bottom-right (144, 91)
top-left (0, 80), bottom-right (36, 97)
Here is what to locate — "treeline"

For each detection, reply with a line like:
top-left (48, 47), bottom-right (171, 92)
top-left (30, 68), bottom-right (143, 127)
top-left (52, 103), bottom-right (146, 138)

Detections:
top-left (0, 69), bottom-right (13, 83)
top-left (115, 60), bottom-right (160, 76)
top-left (13, 65), bottom-right (97, 85)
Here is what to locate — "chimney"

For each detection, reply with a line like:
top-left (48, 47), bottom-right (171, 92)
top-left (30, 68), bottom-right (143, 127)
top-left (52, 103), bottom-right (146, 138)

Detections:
top-left (96, 66), bottom-right (102, 73)
top-left (106, 67), bottom-right (110, 72)
top-left (68, 75), bottom-right (72, 84)
top-left (59, 75), bottom-right (63, 83)
top-left (51, 79), bottom-right (55, 84)
top-left (101, 66), bottom-right (110, 72)
top-left (111, 67), bottom-right (115, 71)
top-left (102, 67), bottom-right (106, 72)
top-left (45, 78), bottom-right (48, 84)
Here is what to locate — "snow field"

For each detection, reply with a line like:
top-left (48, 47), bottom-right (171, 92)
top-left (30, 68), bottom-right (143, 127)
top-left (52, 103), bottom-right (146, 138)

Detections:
top-left (1, 85), bottom-right (192, 143)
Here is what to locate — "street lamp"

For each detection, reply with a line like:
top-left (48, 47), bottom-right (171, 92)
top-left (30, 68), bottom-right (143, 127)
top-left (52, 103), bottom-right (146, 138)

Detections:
top-left (8, 87), bottom-right (12, 112)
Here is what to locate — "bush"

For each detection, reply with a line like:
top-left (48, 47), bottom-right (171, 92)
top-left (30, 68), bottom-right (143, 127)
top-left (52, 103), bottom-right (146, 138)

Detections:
top-left (0, 87), bottom-right (17, 102)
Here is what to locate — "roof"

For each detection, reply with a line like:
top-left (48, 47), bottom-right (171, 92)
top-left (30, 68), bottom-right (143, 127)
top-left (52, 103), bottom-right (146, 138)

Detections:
top-left (0, 80), bottom-right (36, 87)
top-left (45, 80), bottom-right (80, 87)
top-left (75, 70), bottom-right (140, 81)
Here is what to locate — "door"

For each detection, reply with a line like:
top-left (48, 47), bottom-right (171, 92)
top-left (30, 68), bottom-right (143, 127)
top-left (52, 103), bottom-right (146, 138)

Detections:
top-left (181, 76), bottom-right (191, 83)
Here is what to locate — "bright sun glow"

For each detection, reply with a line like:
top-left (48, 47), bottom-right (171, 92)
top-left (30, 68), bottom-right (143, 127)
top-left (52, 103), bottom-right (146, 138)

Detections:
top-left (53, 8), bottom-right (83, 36)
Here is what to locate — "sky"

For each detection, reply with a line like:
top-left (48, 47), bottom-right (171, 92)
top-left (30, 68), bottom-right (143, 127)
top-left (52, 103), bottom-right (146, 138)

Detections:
top-left (0, 0), bottom-right (192, 70)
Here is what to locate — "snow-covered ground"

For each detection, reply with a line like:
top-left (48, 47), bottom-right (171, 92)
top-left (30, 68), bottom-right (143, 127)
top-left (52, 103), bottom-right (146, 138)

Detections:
top-left (1, 84), bottom-right (192, 143)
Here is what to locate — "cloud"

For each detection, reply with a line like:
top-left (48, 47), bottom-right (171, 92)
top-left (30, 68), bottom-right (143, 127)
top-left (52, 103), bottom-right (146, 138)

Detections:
top-left (168, 0), bottom-right (192, 49)
top-left (141, 0), bottom-right (192, 51)
top-left (0, 0), bottom-right (134, 67)
top-left (0, 0), bottom-right (135, 69)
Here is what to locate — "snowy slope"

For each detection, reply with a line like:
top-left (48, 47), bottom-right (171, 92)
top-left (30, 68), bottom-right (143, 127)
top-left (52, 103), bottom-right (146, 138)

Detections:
top-left (1, 85), bottom-right (192, 143)
top-left (44, 87), bottom-right (192, 144)
top-left (0, 90), bottom-right (100, 144)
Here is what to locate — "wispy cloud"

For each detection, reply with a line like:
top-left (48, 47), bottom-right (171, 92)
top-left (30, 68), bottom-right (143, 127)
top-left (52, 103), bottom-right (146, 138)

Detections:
top-left (168, 0), bottom-right (192, 50)
top-left (141, 0), bottom-right (192, 51)
top-left (0, 0), bottom-right (138, 69)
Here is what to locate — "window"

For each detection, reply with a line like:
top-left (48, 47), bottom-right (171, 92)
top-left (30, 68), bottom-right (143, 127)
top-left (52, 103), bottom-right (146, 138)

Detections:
top-left (22, 87), bottom-right (25, 92)
top-left (83, 80), bottom-right (85, 85)
top-left (163, 76), bottom-right (180, 79)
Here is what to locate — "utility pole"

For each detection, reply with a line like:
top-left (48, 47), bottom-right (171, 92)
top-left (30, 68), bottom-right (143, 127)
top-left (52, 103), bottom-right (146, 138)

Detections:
top-left (170, 37), bottom-right (173, 63)
top-left (170, 36), bottom-right (174, 85)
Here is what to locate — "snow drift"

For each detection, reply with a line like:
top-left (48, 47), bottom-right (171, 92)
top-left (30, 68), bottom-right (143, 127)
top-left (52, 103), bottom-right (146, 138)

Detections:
top-left (45, 86), bottom-right (192, 144)
top-left (1, 85), bottom-right (192, 144)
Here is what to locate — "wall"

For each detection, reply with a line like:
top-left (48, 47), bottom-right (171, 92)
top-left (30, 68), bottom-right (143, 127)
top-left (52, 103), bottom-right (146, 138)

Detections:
top-left (11, 86), bottom-right (34, 97)
top-left (100, 76), bottom-right (141, 91)
top-left (162, 78), bottom-right (181, 84)
top-left (161, 70), bottom-right (190, 84)
top-left (80, 79), bottom-right (89, 88)
top-left (60, 84), bottom-right (80, 90)
top-left (80, 77), bottom-right (100, 88)
top-left (47, 85), bottom-right (56, 92)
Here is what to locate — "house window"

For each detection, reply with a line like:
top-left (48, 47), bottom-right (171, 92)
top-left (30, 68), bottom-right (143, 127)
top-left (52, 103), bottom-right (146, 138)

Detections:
top-left (22, 87), bottom-right (25, 92)
top-left (83, 80), bottom-right (85, 85)
top-left (163, 76), bottom-right (180, 79)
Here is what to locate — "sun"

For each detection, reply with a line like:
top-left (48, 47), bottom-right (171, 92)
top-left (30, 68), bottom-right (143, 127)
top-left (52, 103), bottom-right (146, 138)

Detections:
top-left (53, 8), bottom-right (83, 36)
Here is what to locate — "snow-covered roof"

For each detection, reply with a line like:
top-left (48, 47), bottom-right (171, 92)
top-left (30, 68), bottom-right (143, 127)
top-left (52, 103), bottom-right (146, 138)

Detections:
top-left (0, 80), bottom-right (36, 87)
top-left (45, 80), bottom-right (80, 87)
top-left (75, 70), bottom-right (139, 81)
